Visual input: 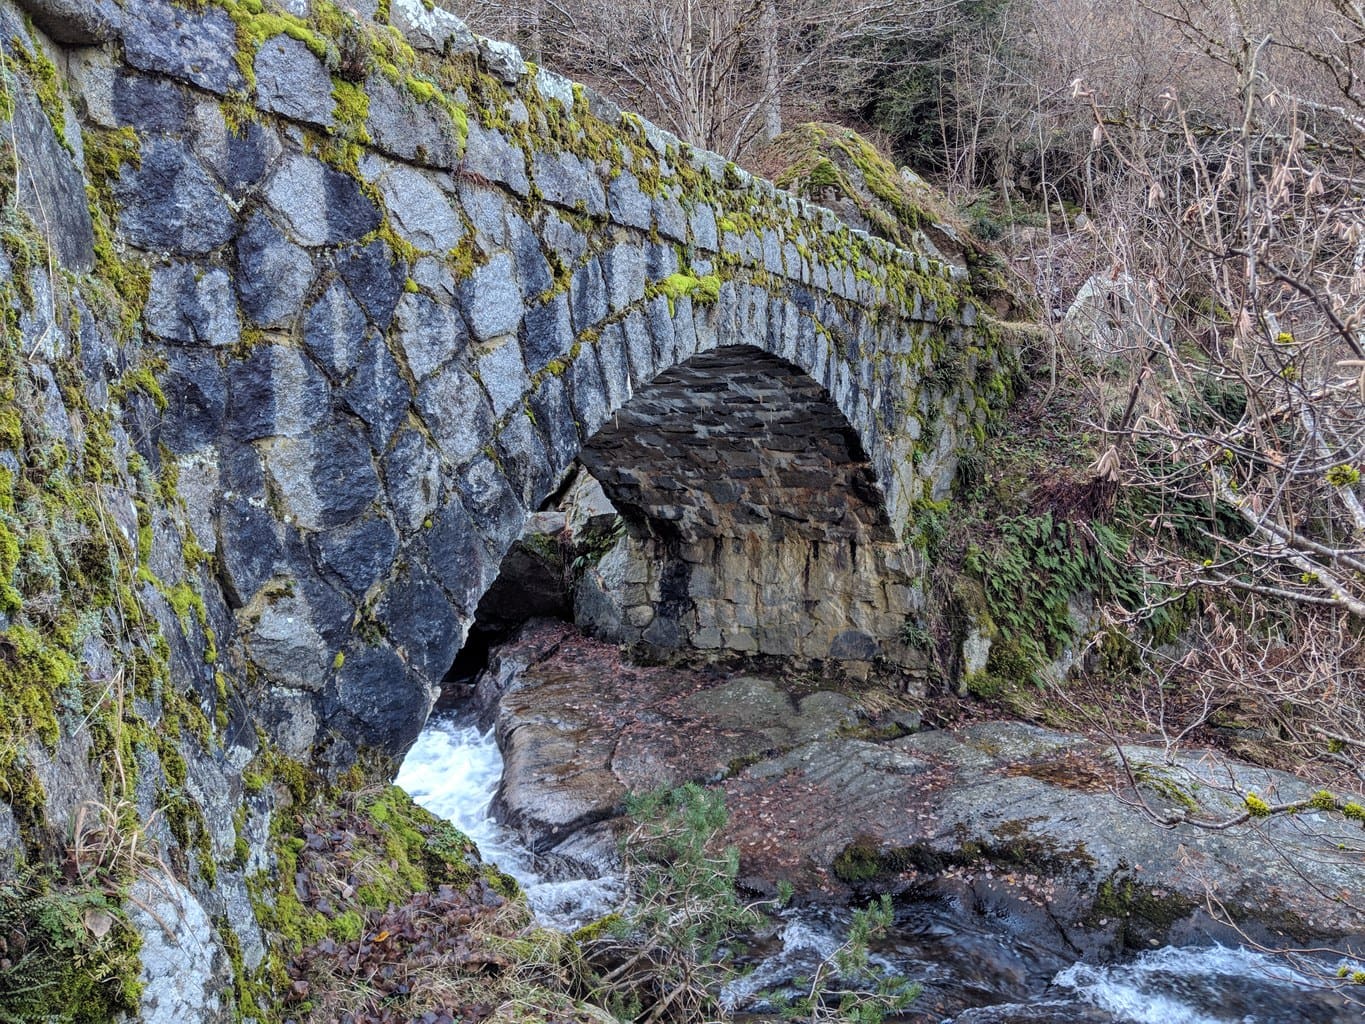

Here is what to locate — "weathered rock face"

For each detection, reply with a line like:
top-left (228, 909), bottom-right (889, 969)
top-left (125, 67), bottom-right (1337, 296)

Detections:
top-left (481, 622), bottom-right (1365, 955)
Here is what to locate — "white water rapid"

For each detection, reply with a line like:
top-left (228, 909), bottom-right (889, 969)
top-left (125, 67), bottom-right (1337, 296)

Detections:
top-left (395, 713), bottom-right (621, 930)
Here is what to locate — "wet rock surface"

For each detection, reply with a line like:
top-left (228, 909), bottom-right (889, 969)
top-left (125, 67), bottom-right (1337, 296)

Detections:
top-left (481, 620), bottom-right (1365, 958)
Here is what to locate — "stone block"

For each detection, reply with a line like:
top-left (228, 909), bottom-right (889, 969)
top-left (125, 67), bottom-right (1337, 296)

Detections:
top-left (382, 428), bottom-right (442, 534)
top-left (533, 150), bottom-right (606, 217)
top-left (266, 154), bottom-right (381, 247)
top-left (693, 626), bottom-right (722, 649)
top-left (602, 242), bottom-right (646, 313)
top-left (475, 337), bottom-right (530, 417)
top-left (494, 409), bottom-right (553, 509)
top-left (365, 72), bottom-right (459, 167)
top-left (236, 213), bottom-right (314, 328)
top-left (16, 0), bottom-right (121, 43)
top-left (521, 294), bottom-right (573, 374)
top-left (456, 456), bottom-right (525, 553)
top-left (608, 170), bottom-right (651, 231)
top-left (111, 71), bottom-right (187, 135)
top-left (621, 310), bottom-right (654, 387)
top-left (329, 645), bottom-right (431, 757)
top-left (416, 362), bottom-right (494, 466)
top-left (724, 630), bottom-right (758, 654)
top-left (460, 251), bottom-right (523, 342)
top-left (569, 257), bottom-right (608, 334)
top-left (479, 37), bottom-right (526, 83)
top-left (378, 564), bottom-right (462, 682)
top-left (647, 189), bottom-right (684, 243)
top-left (340, 331), bottom-right (407, 449)
top-left (526, 376), bottom-right (579, 480)
top-left (117, 140), bottom-right (235, 254)
top-left (463, 119), bottom-right (529, 196)
top-left (510, 215), bottom-right (553, 298)
top-left (161, 349), bottom-right (226, 454)
top-left (830, 630), bottom-right (878, 661)
top-left (302, 279), bottom-right (367, 378)
top-left (313, 514), bottom-right (399, 599)
top-left (123, 0), bottom-right (245, 94)
top-left (389, 0), bottom-right (475, 54)
top-left (568, 348), bottom-right (610, 437)
top-left (145, 262), bottom-right (239, 347)
top-left (595, 324), bottom-right (631, 410)
top-left (395, 290), bottom-right (466, 381)
top-left (336, 238), bottom-right (406, 330)
top-left (380, 164), bottom-right (465, 253)
top-left (261, 424), bottom-right (379, 530)
top-left (255, 34), bottom-right (333, 128)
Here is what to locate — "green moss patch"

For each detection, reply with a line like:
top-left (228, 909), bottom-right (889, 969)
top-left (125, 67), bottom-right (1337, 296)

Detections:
top-left (0, 877), bottom-right (143, 1023)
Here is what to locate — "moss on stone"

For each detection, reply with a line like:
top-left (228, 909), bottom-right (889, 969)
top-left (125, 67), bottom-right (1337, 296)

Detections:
top-left (0, 878), bottom-right (144, 1022)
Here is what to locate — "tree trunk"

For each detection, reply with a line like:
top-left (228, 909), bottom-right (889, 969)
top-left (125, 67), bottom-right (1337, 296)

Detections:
top-left (759, 0), bottom-right (782, 142)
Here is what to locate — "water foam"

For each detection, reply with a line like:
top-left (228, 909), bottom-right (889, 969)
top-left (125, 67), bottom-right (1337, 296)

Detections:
top-left (396, 715), bottom-right (621, 930)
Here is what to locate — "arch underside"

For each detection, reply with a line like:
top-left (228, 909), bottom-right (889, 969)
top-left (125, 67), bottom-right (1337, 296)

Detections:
top-left (574, 345), bottom-right (922, 670)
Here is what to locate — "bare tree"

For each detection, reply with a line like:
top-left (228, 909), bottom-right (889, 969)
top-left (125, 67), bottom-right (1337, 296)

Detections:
top-left (452, 0), bottom-right (962, 158)
top-left (1029, 0), bottom-right (1365, 850)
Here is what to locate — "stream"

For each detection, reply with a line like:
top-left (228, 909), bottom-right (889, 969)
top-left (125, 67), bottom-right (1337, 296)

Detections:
top-left (397, 707), bottom-right (1364, 1024)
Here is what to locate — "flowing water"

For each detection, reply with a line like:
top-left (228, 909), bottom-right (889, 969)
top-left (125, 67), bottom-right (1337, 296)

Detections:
top-left (397, 710), bottom-right (1364, 1024)
top-left (396, 712), bottom-right (622, 931)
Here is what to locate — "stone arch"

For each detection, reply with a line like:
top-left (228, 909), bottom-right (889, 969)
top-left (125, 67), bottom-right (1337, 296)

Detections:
top-left (63, 0), bottom-right (1013, 762)
top-left (573, 344), bottom-right (920, 669)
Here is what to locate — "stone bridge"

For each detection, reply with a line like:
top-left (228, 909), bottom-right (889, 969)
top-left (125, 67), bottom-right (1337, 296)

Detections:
top-left (9, 0), bottom-right (1012, 759)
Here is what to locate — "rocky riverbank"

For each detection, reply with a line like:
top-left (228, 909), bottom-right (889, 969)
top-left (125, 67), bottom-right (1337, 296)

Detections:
top-left (475, 619), bottom-right (1365, 962)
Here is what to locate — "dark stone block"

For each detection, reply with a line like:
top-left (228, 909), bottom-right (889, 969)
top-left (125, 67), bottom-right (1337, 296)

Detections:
top-left (521, 294), bottom-right (572, 374)
top-left (236, 213), bottom-right (314, 329)
top-left (456, 456), bottom-right (525, 554)
top-left (378, 564), bottom-right (462, 682)
top-left (112, 72), bottom-right (187, 134)
top-left (15, 0), bottom-right (121, 44)
top-left (223, 120), bottom-right (278, 198)
top-left (830, 630), bottom-right (879, 660)
top-left (11, 89), bottom-right (93, 271)
top-left (123, 0), bottom-right (246, 94)
top-left (383, 427), bottom-right (441, 534)
top-left (569, 257), bottom-right (608, 334)
top-left (224, 347), bottom-right (278, 441)
top-left (510, 216), bottom-right (552, 299)
top-left (494, 410), bottom-right (552, 509)
top-left (218, 451), bottom-right (284, 606)
top-left (302, 280), bottom-right (367, 379)
top-left (567, 347), bottom-right (609, 437)
top-left (328, 644), bottom-right (429, 757)
top-left (313, 514), bottom-right (399, 599)
top-left (310, 424), bottom-right (381, 528)
top-left (423, 496), bottom-right (490, 614)
top-left (341, 331), bottom-right (408, 450)
top-left (526, 376), bottom-right (578, 482)
top-left (160, 348), bottom-right (225, 453)
top-left (336, 238), bottom-right (405, 330)
top-left (116, 140), bottom-right (235, 254)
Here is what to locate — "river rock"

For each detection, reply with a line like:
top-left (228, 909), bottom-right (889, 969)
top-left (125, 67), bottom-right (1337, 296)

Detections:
top-left (478, 621), bottom-right (1365, 955)
top-left (479, 620), bottom-right (898, 860)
